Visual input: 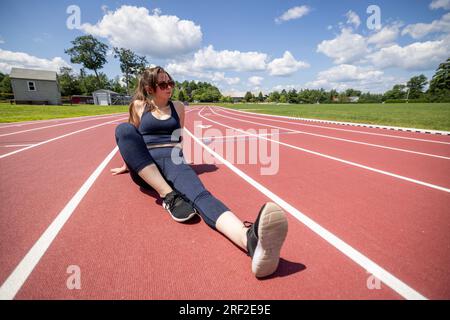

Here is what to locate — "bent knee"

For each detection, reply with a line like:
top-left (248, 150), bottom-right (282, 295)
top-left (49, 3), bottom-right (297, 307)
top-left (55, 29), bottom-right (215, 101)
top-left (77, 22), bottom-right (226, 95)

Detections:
top-left (115, 123), bottom-right (139, 140)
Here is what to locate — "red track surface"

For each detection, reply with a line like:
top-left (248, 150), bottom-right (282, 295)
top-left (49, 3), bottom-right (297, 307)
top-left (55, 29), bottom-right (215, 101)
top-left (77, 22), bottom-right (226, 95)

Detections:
top-left (0, 106), bottom-right (449, 300)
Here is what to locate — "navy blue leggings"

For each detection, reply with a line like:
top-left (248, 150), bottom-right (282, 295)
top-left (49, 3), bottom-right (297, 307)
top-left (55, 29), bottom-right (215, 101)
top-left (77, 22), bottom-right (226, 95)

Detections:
top-left (115, 123), bottom-right (229, 229)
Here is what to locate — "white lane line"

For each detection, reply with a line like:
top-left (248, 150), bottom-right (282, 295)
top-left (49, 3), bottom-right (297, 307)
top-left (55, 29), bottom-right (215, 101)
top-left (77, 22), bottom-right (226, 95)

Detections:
top-left (199, 131), bottom-right (300, 141)
top-left (0, 146), bottom-right (119, 300)
top-left (0, 114), bottom-right (126, 137)
top-left (212, 108), bottom-right (450, 160)
top-left (0, 112), bottom-right (127, 129)
top-left (200, 108), bottom-right (450, 193)
top-left (3, 144), bottom-right (35, 148)
top-left (217, 107), bottom-right (450, 145)
top-left (0, 117), bottom-right (127, 159)
top-left (184, 126), bottom-right (427, 300)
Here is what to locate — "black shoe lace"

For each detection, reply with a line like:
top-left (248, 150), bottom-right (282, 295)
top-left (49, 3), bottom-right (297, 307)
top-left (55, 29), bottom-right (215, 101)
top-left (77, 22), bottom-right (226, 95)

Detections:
top-left (166, 191), bottom-right (190, 211)
top-left (164, 193), bottom-right (179, 211)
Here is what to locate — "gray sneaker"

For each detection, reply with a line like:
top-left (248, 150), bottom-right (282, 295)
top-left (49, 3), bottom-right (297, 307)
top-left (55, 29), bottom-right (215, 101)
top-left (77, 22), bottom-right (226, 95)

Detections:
top-left (245, 202), bottom-right (288, 278)
top-left (162, 190), bottom-right (197, 222)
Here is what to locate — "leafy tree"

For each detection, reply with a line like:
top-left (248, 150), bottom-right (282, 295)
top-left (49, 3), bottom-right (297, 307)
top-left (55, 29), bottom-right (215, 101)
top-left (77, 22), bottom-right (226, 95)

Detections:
top-left (220, 96), bottom-right (233, 103)
top-left (58, 67), bottom-right (81, 96)
top-left (191, 83), bottom-right (222, 102)
top-left (65, 35), bottom-right (108, 85)
top-left (257, 91), bottom-right (264, 102)
top-left (244, 91), bottom-right (253, 102)
top-left (406, 74), bottom-right (428, 99)
top-left (287, 89), bottom-right (298, 103)
top-left (383, 84), bottom-right (407, 100)
top-left (345, 88), bottom-right (362, 97)
top-left (268, 91), bottom-right (280, 102)
top-left (79, 73), bottom-right (110, 95)
top-left (109, 76), bottom-right (127, 94)
top-left (113, 47), bottom-right (147, 94)
top-left (0, 74), bottom-right (12, 94)
top-left (428, 58), bottom-right (450, 101)
top-left (429, 58), bottom-right (449, 92)
top-left (178, 90), bottom-right (186, 102)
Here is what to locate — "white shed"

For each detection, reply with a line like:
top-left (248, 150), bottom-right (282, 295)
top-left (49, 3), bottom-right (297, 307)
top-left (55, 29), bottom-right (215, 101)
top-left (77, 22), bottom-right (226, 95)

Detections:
top-left (93, 89), bottom-right (131, 105)
top-left (10, 68), bottom-right (61, 105)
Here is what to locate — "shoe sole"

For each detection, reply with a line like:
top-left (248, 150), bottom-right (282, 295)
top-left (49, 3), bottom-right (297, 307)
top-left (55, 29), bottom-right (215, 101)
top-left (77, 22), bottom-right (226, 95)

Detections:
top-left (163, 203), bottom-right (198, 222)
top-left (252, 202), bottom-right (288, 278)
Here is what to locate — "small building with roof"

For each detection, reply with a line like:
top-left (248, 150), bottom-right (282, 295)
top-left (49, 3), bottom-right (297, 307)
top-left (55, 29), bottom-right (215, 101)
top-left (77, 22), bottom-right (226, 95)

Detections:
top-left (10, 67), bottom-right (61, 105)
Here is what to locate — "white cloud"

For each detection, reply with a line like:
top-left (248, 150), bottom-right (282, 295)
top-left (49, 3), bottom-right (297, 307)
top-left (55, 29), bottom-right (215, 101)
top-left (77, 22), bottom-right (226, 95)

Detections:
top-left (248, 76), bottom-right (263, 86)
top-left (368, 23), bottom-right (401, 47)
top-left (271, 84), bottom-right (299, 92)
top-left (346, 10), bottom-right (361, 29)
top-left (80, 5), bottom-right (202, 58)
top-left (211, 72), bottom-right (240, 85)
top-left (188, 45), bottom-right (267, 71)
top-left (275, 6), bottom-right (310, 24)
top-left (402, 12), bottom-right (450, 39)
top-left (221, 89), bottom-right (247, 97)
top-left (430, 0), bottom-right (450, 10)
top-left (165, 62), bottom-right (240, 85)
top-left (267, 51), bottom-right (309, 76)
top-left (165, 45), bottom-right (268, 85)
top-left (101, 5), bottom-right (109, 14)
top-left (316, 64), bottom-right (384, 82)
top-left (0, 36), bottom-right (5, 44)
top-left (167, 47), bottom-right (307, 82)
top-left (0, 49), bottom-right (71, 74)
top-left (368, 35), bottom-right (450, 70)
top-left (317, 28), bottom-right (368, 64)
top-left (305, 64), bottom-right (395, 93)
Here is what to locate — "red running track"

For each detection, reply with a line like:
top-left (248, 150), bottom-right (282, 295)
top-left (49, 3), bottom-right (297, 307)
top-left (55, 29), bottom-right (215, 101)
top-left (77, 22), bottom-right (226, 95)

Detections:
top-left (0, 107), bottom-right (449, 300)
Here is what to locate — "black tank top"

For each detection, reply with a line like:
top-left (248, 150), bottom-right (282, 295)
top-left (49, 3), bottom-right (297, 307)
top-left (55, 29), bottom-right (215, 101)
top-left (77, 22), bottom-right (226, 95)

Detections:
top-left (138, 100), bottom-right (182, 146)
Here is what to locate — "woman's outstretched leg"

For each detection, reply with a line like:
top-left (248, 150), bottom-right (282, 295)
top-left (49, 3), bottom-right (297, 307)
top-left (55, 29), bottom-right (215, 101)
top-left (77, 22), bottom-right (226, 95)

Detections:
top-left (115, 123), bottom-right (196, 221)
top-left (157, 147), bottom-right (288, 277)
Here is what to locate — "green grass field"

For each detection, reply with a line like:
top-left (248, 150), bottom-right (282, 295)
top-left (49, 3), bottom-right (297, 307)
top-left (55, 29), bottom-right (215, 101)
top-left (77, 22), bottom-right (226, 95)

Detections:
top-left (0, 103), bottom-right (128, 122)
top-left (212, 102), bottom-right (450, 131)
top-left (1, 102), bottom-right (449, 131)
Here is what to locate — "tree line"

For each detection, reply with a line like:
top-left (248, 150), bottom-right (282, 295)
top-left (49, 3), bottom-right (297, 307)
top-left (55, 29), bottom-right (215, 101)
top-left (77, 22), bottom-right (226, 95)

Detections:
top-left (0, 34), bottom-right (448, 103)
top-left (243, 59), bottom-right (449, 104)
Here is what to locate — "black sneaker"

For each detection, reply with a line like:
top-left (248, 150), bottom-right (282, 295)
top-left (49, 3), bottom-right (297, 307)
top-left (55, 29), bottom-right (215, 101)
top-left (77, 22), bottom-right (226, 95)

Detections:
top-left (245, 202), bottom-right (288, 278)
top-left (162, 190), bottom-right (197, 222)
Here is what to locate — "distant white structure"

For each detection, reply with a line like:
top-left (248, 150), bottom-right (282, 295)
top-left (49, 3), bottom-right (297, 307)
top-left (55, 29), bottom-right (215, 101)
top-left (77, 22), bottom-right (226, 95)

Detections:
top-left (348, 96), bottom-right (360, 103)
top-left (92, 89), bottom-right (131, 105)
top-left (10, 68), bottom-right (61, 105)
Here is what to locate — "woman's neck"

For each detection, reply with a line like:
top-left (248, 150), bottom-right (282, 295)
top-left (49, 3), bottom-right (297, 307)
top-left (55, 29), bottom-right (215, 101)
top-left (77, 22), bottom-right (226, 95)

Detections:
top-left (151, 97), bottom-right (169, 109)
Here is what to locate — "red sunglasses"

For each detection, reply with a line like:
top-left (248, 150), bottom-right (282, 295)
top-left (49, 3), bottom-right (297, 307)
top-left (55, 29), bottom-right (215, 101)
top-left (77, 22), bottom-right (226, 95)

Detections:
top-left (157, 80), bottom-right (175, 90)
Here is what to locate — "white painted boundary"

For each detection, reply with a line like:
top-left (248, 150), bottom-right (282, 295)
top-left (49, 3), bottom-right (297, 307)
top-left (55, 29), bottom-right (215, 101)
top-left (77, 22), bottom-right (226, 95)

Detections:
top-left (0, 114), bottom-right (126, 137)
top-left (216, 106), bottom-right (450, 138)
top-left (210, 108), bottom-right (450, 160)
top-left (0, 117), bottom-right (127, 159)
top-left (184, 123), bottom-right (427, 300)
top-left (0, 147), bottom-right (119, 300)
top-left (199, 108), bottom-right (450, 193)
top-left (0, 112), bottom-right (127, 129)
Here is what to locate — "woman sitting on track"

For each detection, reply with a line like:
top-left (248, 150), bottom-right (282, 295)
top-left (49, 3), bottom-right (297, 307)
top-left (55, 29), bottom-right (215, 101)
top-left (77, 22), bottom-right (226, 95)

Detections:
top-left (111, 66), bottom-right (288, 278)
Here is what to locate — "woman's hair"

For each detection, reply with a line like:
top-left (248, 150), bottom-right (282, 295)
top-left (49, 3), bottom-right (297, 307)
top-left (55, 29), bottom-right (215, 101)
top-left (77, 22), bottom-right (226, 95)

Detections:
top-left (128, 66), bottom-right (174, 127)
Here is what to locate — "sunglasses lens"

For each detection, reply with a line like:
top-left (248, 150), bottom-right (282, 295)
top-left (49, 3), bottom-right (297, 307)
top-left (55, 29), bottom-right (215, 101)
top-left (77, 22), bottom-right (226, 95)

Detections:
top-left (158, 81), bottom-right (175, 90)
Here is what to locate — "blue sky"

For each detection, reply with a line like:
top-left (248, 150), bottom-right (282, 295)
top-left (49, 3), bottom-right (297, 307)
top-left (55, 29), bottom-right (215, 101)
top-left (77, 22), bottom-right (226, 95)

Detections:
top-left (0, 0), bottom-right (449, 95)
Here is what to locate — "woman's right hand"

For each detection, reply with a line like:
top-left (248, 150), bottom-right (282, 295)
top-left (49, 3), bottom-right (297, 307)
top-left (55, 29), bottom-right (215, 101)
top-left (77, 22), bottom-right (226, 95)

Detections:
top-left (110, 163), bottom-right (129, 176)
